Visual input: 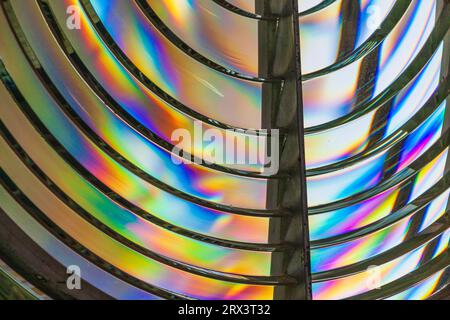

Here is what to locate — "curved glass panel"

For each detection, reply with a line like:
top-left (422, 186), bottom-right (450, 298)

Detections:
top-left (146, 0), bottom-right (259, 77)
top-left (303, 0), bottom-right (449, 300)
top-left (0, 104), bottom-right (272, 277)
top-left (44, 0), bottom-right (269, 174)
top-left (299, 0), bottom-right (396, 75)
top-left (0, 78), bottom-right (269, 244)
top-left (312, 231), bottom-right (449, 300)
top-left (304, 44), bottom-right (443, 169)
top-left (299, 0), bottom-right (328, 13)
top-left (386, 267), bottom-right (449, 300)
top-left (0, 0), bottom-right (282, 300)
top-left (0, 185), bottom-right (160, 300)
top-left (302, 0), bottom-right (437, 128)
top-left (307, 102), bottom-right (447, 206)
top-left (0, 0), bottom-right (448, 301)
top-left (0, 152), bottom-right (273, 299)
top-left (311, 189), bottom-right (449, 273)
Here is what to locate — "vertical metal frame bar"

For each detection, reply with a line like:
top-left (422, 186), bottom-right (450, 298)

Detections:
top-left (257, 0), bottom-right (312, 300)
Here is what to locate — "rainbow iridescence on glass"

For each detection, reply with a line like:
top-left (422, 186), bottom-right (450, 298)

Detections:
top-left (312, 234), bottom-right (448, 300)
top-left (303, 0), bottom-right (449, 300)
top-left (225, 0), bottom-right (256, 13)
top-left (386, 268), bottom-right (449, 300)
top-left (302, 0), bottom-right (437, 127)
top-left (10, 0), bottom-right (269, 209)
top-left (45, 0), bottom-right (267, 173)
top-left (0, 0), bottom-right (448, 301)
top-left (0, 0), bottom-right (277, 300)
